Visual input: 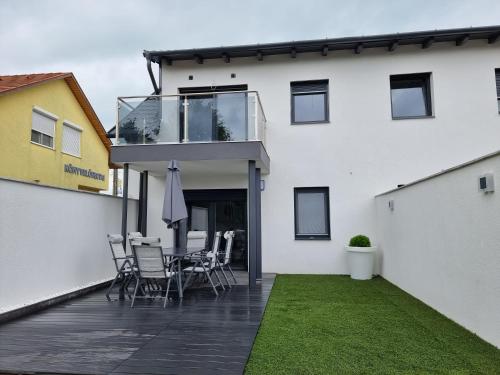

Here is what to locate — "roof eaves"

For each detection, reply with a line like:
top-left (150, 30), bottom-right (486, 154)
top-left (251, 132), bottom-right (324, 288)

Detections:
top-left (144, 25), bottom-right (500, 62)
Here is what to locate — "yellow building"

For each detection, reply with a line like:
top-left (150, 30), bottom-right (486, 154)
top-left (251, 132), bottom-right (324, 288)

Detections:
top-left (0, 73), bottom-right (111, 192)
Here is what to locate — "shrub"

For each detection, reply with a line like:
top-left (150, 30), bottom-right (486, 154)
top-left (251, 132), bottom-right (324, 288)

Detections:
top-left (349, 235), bottom-right (371, 247)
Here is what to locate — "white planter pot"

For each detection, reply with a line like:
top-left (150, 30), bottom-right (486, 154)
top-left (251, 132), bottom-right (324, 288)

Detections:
top-left (346, 246), bottom-right (376, 280)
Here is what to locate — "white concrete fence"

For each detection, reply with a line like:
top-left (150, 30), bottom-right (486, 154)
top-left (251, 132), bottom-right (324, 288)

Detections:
top-left (375, 152), bottom-right (500, 348)
top-left (0, 178), bottom-right (138, 314)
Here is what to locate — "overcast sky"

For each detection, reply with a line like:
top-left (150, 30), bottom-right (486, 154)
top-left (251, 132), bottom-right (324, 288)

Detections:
top-left (2, 0), bottom-right (500, 129)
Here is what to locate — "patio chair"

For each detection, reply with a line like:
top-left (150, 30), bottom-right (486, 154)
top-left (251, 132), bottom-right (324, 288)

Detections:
top-left (219, 231), bottom-right (238, 285)
top-left (128, 231), bottom-right (143, 250)
top-left (128, 232), bottom-right (161, 249)
top-left (106, 234), bottom-right (136, 301)
top-left (184, 231), bottom-right (208, 263)
top-left (183, 231), bottom-right (224, 296)
top-left (187, 230), bottom-right (208, 250)
top-left (131, 245), bottom-right (177, 308)
top-left (128, 233), bottom-right (162, 292)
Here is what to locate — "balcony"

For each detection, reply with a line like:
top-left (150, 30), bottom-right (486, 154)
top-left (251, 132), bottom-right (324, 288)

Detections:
top-left (111, 91), bottom-right (269, 174)
top-left (116, 91), bottom-right (266, 146)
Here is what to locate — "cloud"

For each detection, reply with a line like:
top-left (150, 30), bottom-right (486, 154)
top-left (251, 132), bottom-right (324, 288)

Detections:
top-left (1, 0), bottom-right (499, 128)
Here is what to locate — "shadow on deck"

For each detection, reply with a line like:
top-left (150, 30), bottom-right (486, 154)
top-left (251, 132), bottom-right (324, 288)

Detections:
top-left (0, 273), bottom-right (275, 375)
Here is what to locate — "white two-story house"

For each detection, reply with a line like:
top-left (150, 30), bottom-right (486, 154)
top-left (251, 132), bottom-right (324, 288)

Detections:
top-left (110, 25), bottom-right (500, 286)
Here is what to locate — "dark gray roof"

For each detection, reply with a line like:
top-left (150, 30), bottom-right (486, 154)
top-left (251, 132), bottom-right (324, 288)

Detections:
top-left (144, 25), bottom-right (500, 63)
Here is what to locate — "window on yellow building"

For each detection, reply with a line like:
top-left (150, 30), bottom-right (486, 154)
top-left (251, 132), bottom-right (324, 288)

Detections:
top-left (31, 108), bottom-right (56, 149)
top-left (62, 121), bottom-right (82, 157)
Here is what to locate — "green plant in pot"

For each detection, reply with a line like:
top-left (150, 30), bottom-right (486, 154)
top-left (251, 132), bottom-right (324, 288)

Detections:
top-left (346, 234), bottom-right (376, 280)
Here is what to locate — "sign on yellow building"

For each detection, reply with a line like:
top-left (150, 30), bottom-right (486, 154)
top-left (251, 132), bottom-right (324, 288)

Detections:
top-left (0, 73), bottom-right (111, 192)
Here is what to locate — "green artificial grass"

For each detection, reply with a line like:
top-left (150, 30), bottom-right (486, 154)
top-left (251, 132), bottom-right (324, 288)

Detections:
top-left (246, 275), bottom-right (500, 375)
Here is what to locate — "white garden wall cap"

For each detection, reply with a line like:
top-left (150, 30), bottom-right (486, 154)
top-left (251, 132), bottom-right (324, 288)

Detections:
top-left (376, 149), bottom-right (500, 197)
top-left (345, 246), bottom-right (377, 253)
top-left (145, 25), bottom-right (500, 63)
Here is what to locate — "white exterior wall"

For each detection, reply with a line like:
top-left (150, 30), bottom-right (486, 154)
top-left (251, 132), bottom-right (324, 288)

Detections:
top-left (0, 178), bottom-right (138, 313)
top-left (375, 154), bottom-right (500, 348)
top-left (157, 41), bottom-right (500, 274)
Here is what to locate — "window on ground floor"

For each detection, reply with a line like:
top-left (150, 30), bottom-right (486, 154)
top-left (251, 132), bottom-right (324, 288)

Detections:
top-left (31, 108), bottom-right (56, 148)
top-left (291, 80), bottom-right (329, 124)
top-left (294, 187), bottom-right (331, 240)
top-left (390, 73), bottom-right (432, 119)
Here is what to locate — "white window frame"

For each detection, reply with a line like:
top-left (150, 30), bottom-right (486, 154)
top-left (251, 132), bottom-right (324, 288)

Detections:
top-left (62, 120), bottom-right (83, 158)
top-left (31, 106), bottom-right (58, 150)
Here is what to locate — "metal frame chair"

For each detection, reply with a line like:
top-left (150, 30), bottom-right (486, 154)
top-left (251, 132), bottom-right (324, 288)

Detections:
top-left (183, 231), bottom-right (224, 296)
top-left (106, 234), bottom-right (136, 301)
top-left (128, 231), bottom-right (144, 250)
top-left (219, 231), bottom-right (238, 285)
top-left (131, 245), bottom-right (177, 308)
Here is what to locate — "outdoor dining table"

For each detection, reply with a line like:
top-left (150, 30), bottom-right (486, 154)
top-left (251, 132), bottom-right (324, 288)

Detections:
top-left (162, 246), bottom-right (205, 298)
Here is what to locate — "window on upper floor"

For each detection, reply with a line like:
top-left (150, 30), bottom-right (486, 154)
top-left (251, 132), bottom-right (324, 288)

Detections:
top-left (62, 121), bottom-right (82, 157)
top-left (294, 187), bottom-right (331, 240)
top-left (390, 73), bottom-right (432, 119)
top-left (31, 108), bottom-right (56, 149)
top-left (291, 80), bottom-right (329, 124)
top-left (495, 69), bottom-right (500, 113)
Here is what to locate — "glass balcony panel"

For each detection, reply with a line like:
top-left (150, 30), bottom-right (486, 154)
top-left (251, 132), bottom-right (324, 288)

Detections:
top-left (117, 92), bottom-right (265, 146)
top-left (186, 96), bottom-right (214, 142)
top-left (247, 94), bottom-right (256, 141)
top-left (158, 97), bottom-right (180, 142)
top-left (216, 93), bottom-right (247, 141)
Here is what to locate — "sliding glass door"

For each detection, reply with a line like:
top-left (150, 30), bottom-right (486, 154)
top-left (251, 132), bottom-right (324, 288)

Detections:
top-left (179, 86), bottom-right (248, 142)
top-left (185, 190), bottom-right (247, 270)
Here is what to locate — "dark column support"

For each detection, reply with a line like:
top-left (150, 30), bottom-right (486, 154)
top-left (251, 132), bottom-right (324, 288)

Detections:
top-left (142, 171), bottom-right (148, 236)
top-left (256, 168), bottom-right (262, 280)
top-left (248, 160), bottom-right (257, 288)
top-left (137, 172), bottom-right (144, 233)
top-left (121, 164), bottom-right (129, 251)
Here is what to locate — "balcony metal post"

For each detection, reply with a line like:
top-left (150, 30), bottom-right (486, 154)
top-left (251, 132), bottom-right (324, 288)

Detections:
top-left (182, 96), bottom-right (189, 143)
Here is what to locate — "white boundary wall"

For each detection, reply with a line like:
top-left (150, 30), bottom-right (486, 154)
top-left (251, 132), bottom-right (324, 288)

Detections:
top-left (0, 178), bottom-right (138, 314)
top-left (375, 153), bottom-right (500, 347)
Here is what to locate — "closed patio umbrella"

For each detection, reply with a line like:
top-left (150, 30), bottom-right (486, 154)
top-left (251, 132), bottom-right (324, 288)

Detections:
top-left (162, 160), bottom-right (188, 231)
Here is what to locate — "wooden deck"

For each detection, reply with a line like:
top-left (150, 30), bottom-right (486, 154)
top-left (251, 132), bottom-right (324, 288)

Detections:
top-left (0, 273), bottom-right (275, 375)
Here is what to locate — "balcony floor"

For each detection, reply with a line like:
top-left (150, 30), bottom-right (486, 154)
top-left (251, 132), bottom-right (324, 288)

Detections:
top-left (0, 273), bottom-right (275, 375)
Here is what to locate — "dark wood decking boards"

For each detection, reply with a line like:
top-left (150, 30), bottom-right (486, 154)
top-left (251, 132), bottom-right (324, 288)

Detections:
top-left (0, 274), bottom-right (275, 375)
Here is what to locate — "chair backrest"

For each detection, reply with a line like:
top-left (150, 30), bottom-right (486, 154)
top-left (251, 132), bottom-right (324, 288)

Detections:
top-left (140, 237), bottom-right (162, 245)
top-left (223, 231), bottom-right (235, 265)
top-left (133, 245), bottom-right (166, 279)
top-left (107, 234), bottom-right (126, 272)
top-left (187, 231), bottom-right (207, 250)
top-left (206, 231), bottom-right (222, 269)
top-left (128, 232), bottom-right (143, 249)
top-left (129, 232), bottom-right (161, 248)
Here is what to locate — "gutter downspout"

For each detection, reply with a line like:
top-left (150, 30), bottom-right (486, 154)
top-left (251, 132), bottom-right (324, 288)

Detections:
top-left (144, 52), bottom-right (160, 94)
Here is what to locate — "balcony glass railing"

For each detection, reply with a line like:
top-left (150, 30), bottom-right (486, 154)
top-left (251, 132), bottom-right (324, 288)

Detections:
top-left (116, 91), bottom-right (266, 146)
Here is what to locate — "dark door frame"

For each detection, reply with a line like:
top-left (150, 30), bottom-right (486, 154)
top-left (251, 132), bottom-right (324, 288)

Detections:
top-left (184, 189), bottom-right (248, 270)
